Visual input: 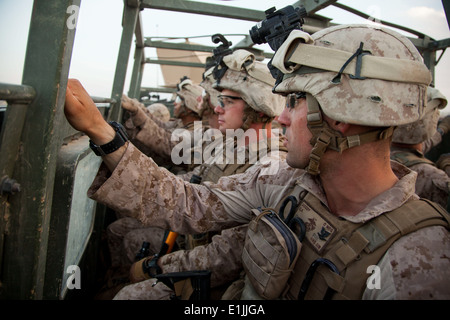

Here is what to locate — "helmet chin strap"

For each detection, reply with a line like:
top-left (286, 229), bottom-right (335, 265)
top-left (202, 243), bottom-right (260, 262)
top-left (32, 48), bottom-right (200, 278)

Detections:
top-left (304, 93), bottom-right (395, 175)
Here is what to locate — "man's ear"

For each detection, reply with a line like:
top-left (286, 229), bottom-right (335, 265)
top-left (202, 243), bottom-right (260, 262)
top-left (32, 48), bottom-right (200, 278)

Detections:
top-left (323, 113), bottom-right (351, 134)
top-left (332, 121), bottom-right (351, 134)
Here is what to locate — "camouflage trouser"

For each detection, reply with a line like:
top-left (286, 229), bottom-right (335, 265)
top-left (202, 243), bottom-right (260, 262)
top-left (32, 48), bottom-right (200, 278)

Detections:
top-left (111, 224), bottom-right (249, 300)
top-left (107, 217), bottom-right (166, 267)
top-left (113, 274), bottom-right (245, 300)
top-left (113, 278), bottom-right (173, 300)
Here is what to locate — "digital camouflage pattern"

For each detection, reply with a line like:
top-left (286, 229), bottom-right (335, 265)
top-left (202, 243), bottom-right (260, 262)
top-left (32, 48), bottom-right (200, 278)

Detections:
top-left (176, 77), bottom-right (204, 115)
top-left (113, 278), bottom-right (173, 300)
top-left (108, 51), bottom-right (286, 294)
top-left (436, 153), bottom-right (450, 177)
top-left (213, 49), bottom-right (285, 117)
top-left (93, 25), bottom-right (448, 300)
top-left (199, 67), bottom-right (220, 114)
top-left (362, 225), bottom-right (450, 299)
top-left (390, 147), bottom-right (450, 207)
top-left (390, 87), bottom-right (449, 207)
top-left (423, 130), bottom-right (445, 155)
top-left (107, 133), bottom-right (286, 296)
top-left (146, 103), bottom-right (171, 122)
top-left (122, 94), bottom-right (209, 173)
top-left (113, 224), bottom-right (248, 300)
top-left (393, 86), bottom-right (447, 144)
top-left (123, 94), bottom-right (180, 133)
top-left (88, 142), bottom-right (450, 299)
top-left (392, 106), bottom-right (441, 144)
top-left (272, 25), bottom-right (431, 127)
top-left (107, 217), bottom-right (166, 267)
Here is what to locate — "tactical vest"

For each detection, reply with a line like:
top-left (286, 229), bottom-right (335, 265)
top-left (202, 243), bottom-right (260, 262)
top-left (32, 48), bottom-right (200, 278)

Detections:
top-left (187, 136), bottom-right (288, 249)
top-left (243, 189), bottom-right (450, 300)
top-left (390, 149), bottom-right (435, 167)
top-left (199, 134), bottom-right (287, 184)
top-left (199, 155), bottom-right (254, 184)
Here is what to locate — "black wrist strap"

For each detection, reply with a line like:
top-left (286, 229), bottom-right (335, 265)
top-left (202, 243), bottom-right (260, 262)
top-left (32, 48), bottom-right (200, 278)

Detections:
top-left (143, 255), bottom-right (162, 278)
top-left (89, 121), bottom-right (129, 156)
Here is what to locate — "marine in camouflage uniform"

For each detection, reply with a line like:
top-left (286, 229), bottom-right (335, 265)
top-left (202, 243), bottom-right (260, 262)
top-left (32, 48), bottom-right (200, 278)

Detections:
top-left (64, 24), bottom-right (450, 300)
top-left (146, 103), bottom-right (171, 122)
top-left (122, 76), bottom-right (208, 174)
top-left (436, 152), bottom-right (450, 177)
top-left (108, 49), bottom-right (286, 299)
top-left (391, 87), bottom-right (450, 208)
top-left (423, 114), bottom-right (450, 155)
top-left (427, 115), bottom-right (450, 186)
top-left (198, 64), bottom-right (220, 130)
top-left (106, 77), bottom-right (208, 269)
top-left (107, 77), bottom-right (219, 267)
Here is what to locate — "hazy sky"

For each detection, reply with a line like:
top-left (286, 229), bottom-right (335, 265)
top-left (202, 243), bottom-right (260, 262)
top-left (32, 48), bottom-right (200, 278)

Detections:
top-left (0, 0), bottom-right (449, 114)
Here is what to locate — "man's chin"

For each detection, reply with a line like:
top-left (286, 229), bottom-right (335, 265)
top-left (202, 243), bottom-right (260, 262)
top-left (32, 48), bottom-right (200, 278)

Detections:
top-left (286, 155), bottom-right (306, 170)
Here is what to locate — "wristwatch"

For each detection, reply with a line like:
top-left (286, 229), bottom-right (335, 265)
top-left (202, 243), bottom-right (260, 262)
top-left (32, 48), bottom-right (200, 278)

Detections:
top-left (89, 121), bottom-right (129, 156)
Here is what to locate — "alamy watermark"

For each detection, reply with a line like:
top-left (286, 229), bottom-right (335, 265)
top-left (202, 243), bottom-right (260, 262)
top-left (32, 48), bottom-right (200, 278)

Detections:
top-left (169, 122), bottom-right (281, 174)
top-left (65, 261), bottom-right (381, 292)
top-left (66, 5), bottom-right (79, 30)
top-left (366, 265), bottom-right (381, 290)
top-left (66, 265), bottom-right (81, 290)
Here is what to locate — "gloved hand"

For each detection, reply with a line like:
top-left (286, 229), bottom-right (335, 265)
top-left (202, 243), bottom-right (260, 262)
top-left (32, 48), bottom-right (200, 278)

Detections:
top-left (437, 115), bottom-right (450, 136)
top-left (129, 255), bottom-right (162, 283)
top-left (129, 256), bottom-right (152, 283)
top-left (121, 95), bottom-right (149, 127)
top-left (121, 94), bottom-right (140, 114)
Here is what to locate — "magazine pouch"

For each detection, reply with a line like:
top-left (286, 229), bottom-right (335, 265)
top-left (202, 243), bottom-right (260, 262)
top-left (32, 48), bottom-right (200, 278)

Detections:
top-left (242, 207), bottom-right (302, 299)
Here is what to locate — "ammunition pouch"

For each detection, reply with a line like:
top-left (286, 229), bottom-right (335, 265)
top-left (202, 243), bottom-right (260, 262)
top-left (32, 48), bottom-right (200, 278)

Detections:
top-left (242, 207), bottom-right (302, 299)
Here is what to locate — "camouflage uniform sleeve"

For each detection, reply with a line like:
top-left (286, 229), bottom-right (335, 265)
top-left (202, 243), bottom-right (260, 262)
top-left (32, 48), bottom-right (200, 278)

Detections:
top-left (161, 119), bottom-right (181, 130)
top-left (206, 158), bottom-right (299, 223)
top-left (410, 163), bottom-right (450, 208)
top-left (176, 165), bottom-right (199, 182)
top-left (122, 107), bottom-right (178, 162)
top-left (147, 112), bottom-right (179, 130)
top-left (422, 130), bottom-right (443, 154)
top-left (123, 116), bottom-right (140, 141)
top-left (159, 224), bottom-right (248, 287)
top-left (436, 153), bottom-right (450, 177)
top-left (362, 226), bottom-right (450, 300)
top-left (88, 142), bottom-right (239, 234)
top-left (132, 115), bottom-right (180, 161)
top-left (146, 111), bottom-right (165, 127)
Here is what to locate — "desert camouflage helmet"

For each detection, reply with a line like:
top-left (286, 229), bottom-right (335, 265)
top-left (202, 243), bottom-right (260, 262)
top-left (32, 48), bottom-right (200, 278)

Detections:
top-left (176, 77), bottom-right (203, 115)
top-left (212, 49), bottom-right (284, 117)
top-left (393, 87), bottom-right (447, 144)
top-left (200, 67), bottom-right (220, 111)
top-left (147, 103), bottom-right (171, 122)
top-left (273, 24), bottom-right (431, 126)
top-left (271, 24), bottom-right (432, 175)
